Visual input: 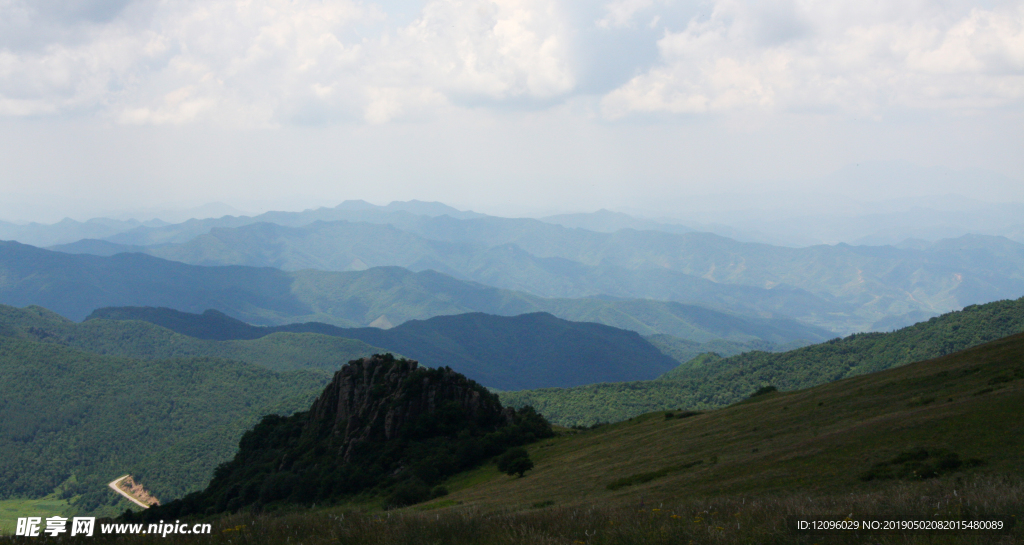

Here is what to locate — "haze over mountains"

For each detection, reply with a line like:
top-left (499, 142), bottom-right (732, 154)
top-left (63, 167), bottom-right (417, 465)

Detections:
top-left (0, 199), bottom-right (1021, 355)
top-left (0, 241), bottom-right (827, 346)
top-left (32, 200), bottom-right (1024, 335)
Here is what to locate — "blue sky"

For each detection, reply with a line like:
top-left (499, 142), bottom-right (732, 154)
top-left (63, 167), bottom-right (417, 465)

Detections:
top-left (0, 0), bottom-right (1022, 221)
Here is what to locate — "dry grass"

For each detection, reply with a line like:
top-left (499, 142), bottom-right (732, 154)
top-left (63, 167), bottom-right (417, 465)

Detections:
top-left (3, 477), bottom-right (1019, 544)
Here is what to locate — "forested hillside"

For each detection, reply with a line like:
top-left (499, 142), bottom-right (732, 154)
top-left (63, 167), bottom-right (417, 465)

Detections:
top-left (501, 296), bottom-right (1024, 426)
top-left (644, 334), bottom-right (807, 365)
top-left (0, 304), bottom-right (385, 373)
top-left (0, 337), bottom-right (327, 512)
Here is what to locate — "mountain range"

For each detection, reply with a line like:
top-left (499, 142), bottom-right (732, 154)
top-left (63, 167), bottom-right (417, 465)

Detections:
top-left (0, 240), bottom-right (828, 346)
top-left (41, 201), bottom-right (1024, 334)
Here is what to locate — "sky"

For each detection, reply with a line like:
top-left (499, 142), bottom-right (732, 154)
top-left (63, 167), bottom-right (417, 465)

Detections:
top-left (0, 0), bottom-right (1022, 222)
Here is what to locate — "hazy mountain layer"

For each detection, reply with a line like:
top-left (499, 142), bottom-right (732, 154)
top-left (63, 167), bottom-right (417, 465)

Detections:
top-left (0, 200), bottom-right (475, 248)
top-left (52, 209), bottom-right (1024, 333)
top-left (50, 222), bottom-right (864, 331)
top-left (1, 241), bottom-right (828, 344)
top-left (0, 217), bottom-right (167, 247)
top-left (97, 200), bottom-right (480, 246)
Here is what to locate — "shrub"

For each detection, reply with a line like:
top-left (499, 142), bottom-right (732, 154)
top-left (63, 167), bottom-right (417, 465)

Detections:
top-left (497, 447), bottom-right (534, 477)
top-left (385, 478), bottom-right (431, 509)
top-left (606, 460), bottom-right (703, 490)
top-left (860, 449), bottom-right (982, 481)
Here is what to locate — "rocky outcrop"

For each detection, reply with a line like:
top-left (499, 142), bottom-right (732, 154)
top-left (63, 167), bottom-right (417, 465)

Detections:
top-left (129, 353), bottom-right (551, 519)
top-left (308, 354), bottom-right (509, 461)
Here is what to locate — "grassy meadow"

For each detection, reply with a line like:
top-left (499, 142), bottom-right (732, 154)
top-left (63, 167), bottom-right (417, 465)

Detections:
top-left (1, 478), bottom-right (1018, 544)
top-left (0, 499), bottom-right (68, 535)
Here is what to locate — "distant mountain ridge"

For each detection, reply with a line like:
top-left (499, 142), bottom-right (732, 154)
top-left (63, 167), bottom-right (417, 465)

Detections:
top-left (0, 200), bottom-right (478, 247)
top-left (538, 209), bottom-right (693, 234)
top-left (76, 199), bottom-right (482, 247)
top-left (60, 220), bottom-right (845, 328)
top-left (49, 210), bottom-right (1024, 333)
top-left (1, 241), bottom-right (827, 345)
top-left (0, 217), bottom-right (168, 247)
top-left (87, 307), bottom-right (683, 390)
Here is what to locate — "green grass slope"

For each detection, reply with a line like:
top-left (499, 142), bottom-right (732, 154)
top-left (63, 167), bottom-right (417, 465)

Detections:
top-left (444, 329), bottom-right (1024, 510)
top-left (0, 304), bottom-right (385, 373)
top-left (0, 337), bottom-right (327, 512)
top-left (501, 295), bottom-right (1024, 426)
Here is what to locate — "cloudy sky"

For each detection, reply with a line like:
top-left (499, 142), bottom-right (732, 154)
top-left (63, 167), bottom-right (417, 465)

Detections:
top-left (0, 0), bottom-right (1022, 222)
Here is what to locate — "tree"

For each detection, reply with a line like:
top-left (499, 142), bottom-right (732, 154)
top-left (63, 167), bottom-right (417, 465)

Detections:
top-left (497, 447), bottom-right (534, 477)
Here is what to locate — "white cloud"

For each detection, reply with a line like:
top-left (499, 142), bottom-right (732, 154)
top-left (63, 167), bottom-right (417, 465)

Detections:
top-left (597, 0), bottom-right (660, 29)
top-left (0, 0), bottom-right (577, 125)
top-left (2, 0), bottom-right (1021, 126)
top-left (112, 0), bottom-right (375, 126)
top-left (388, 0), bottom-right (575, 100)
top-left (602, 0), bottom-right (1024, 117)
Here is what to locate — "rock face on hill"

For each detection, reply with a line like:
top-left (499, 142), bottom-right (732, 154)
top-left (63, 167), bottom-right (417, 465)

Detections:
top-left (307, 355), bottom-right (511, 461)
top-left (132, 354), bottom-right (551, 520)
